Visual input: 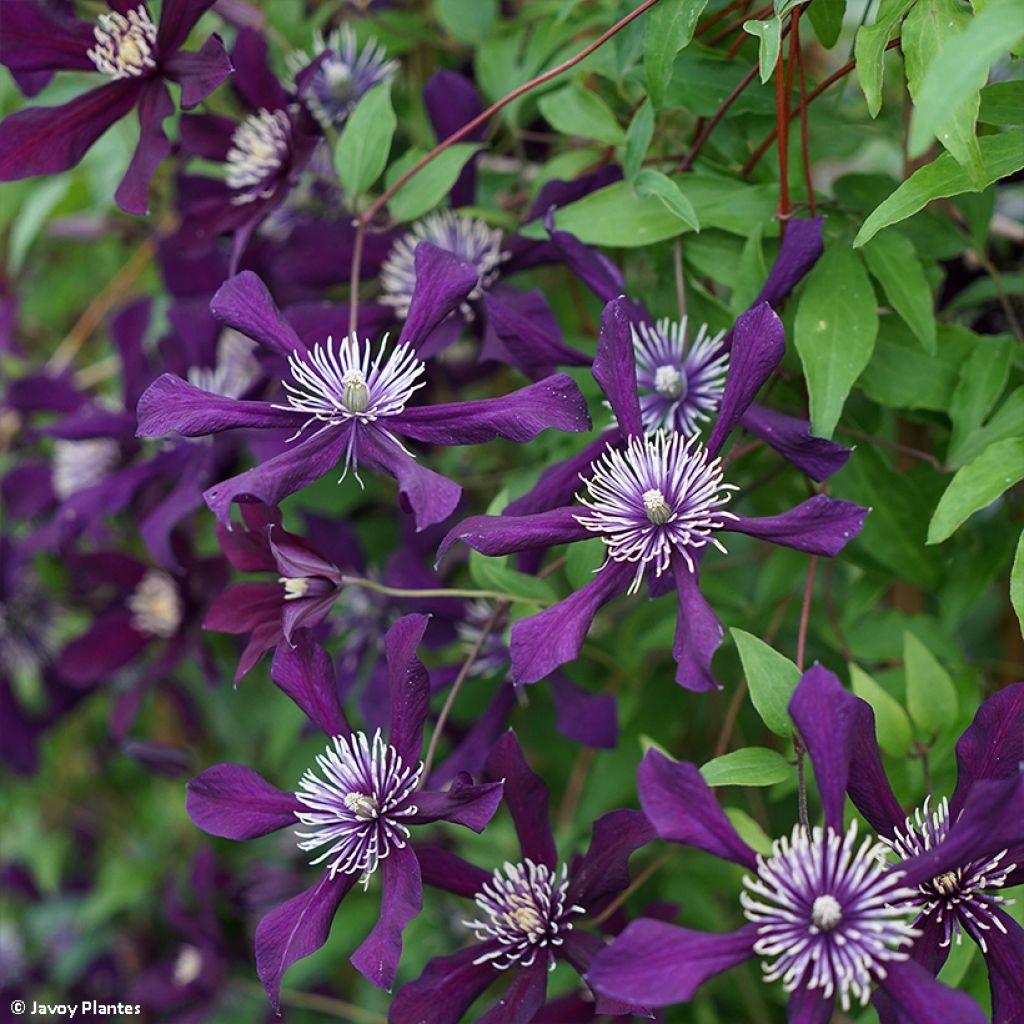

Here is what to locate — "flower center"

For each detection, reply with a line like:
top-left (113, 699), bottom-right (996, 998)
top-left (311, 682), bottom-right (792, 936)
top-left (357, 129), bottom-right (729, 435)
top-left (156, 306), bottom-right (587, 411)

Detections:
top-left (575, 430), bottom-right (739, 594)
top-left (741, 821), bottom-right (920, 1011)
top-left (281, 577), bottom-right (309, 600)
top-left (127, 570), bottom-right (182, 639)
top-left (342, 371), bottom-right (371, 413)
top-left (631, 318), bottom-right (729, 436)
top-left (187, 330), bottom-right (261, 400)
top-left (87, 5), bottom-right (157, 80)
top-left (172, 945), bottom-right (203, 987)
top-left (52, 438), bottom-right (120, 499)
top-left (884, 796), bottom-right (1016, 953)
top-left (226, 109), bottom-right (292, 204)
top-left (465, 860), bottom-right (584, 972)
top-left (380, 211), bottom-right (508, 319)
top-left (294, 730), bottom-right (422, 885)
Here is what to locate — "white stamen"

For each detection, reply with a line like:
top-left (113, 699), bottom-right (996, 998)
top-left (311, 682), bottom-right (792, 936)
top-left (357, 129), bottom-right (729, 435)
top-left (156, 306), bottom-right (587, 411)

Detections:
top-left (654, 364), bottom-right (685, 399)
top-left (280, 577), bottom-right (310, 600)
top-left (226, 109), bottom-right (292, 203)
top-left (173, 945), bottom-right (203, 987)
top-left (52, 438), bottom-right (120, 499)
top-left (87, 6), bottom-right (157, 80)
top-left (127, 570), bottom-right (182, 639)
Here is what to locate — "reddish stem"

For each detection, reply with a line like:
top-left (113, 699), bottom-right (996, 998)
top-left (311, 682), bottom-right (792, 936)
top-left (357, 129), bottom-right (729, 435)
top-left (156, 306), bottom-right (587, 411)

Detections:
top-left (794, 11), bottom-right (816, 214)
top-left (775, 19), bottom-right (793, 236)
top-left (678, 62), bottom-right (761, 171)
top-left (796, 555), bottom-right (818, 672)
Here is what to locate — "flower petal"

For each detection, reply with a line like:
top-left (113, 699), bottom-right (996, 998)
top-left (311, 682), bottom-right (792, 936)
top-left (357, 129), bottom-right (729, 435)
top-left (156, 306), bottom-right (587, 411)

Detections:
top-left (210, 271), bottom-right (308, 360)
top-left (357, 426), bottom-right (462, 531)
top-left (751, 216), bottom-right (824, 313)
top-left (740, 403), bottom-right (851, 482)
top-left (390, 945), bottom-right (497, 1024)
top-left (786, 987), bottom-right (835, 1024)
top-left (510, 561), bottom-right (633, 685)
top-left (255, 871), bottom-right (356, 1010)
top-left (587, 920), bottom-right (757, 1007)
top-left (115, 79), bottom-right (174, 215)
top-left (415, 845), bottom-right (493, 897)
top-left (672, 557), bottom-right (724, 693)
top-left (385, 613), bottom-right (431, 763)
top-left (399, 243), bottom-right (480, 347)
top-left (477, 959), bottom-right (549, 1024)
top-left (567, 808), bottom-right (655, 913)
top-left (0, 81), bottom-right (140, 181)
top-left (59, 608), bottom-right (149, 686)
top-left (544, 209), bottom-right (625, 302)
top-left (706, 302), bottom-right (785, 460)
top-left (551, 672), bottom-right (618, 749)
top-left (186, 763), bottom-right (301, 839)
top-left (423, 69), bottom-right (483, 208)
top-left (873, 957), bottom-right (987, 1024)
top-left (162, 32), bottom-right (233, 109)
top-left (486, 731), bottom-right (557, 868)
top-left (637, 749), bottom-right (758, 869)
top-left (0, 0), bottom-right (95, 76)
top-left (350, 842), bottom-right (422, 991)
top-left (482, 291), bottom-right (590, 379)
top-left (156, 0), bottom-right (221, 56)
top-left (136, 373), bottom-right (300, 437)
top-left (951, 682), bottom-right (1024, 817)
top-left (407, 773), bottom-right (504, 832)
top-left (270, 635), bottom-right (349, 738)
top-left (593, 298), bottom-right (644, 438)
top-left (985, 908), bottom-right (1024, 1024)
top-left (437, 506), bottom-right (590, 565)
top-left (226, 26), bottom-right (289, 112)
top-left (724, 494), bottom-right (868, 556)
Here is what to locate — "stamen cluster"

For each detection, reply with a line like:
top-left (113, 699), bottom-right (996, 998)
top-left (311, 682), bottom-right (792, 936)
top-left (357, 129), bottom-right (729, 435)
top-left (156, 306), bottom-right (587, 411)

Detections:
top-left (127, 570), bottom-right (182, 639)
top-left (52, 438), bottom-right (120, 499)
top-left (465, 860), bottom-right (584, 970)
top-left (226, 109), bottom-right (292, 203)
top-left (87, 6), bottom-right (157, 80)
top-left (294, 730), bottom-right (423, 885)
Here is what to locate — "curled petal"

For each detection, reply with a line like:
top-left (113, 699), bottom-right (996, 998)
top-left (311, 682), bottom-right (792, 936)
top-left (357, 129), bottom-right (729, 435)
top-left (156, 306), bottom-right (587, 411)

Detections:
top-left (270, 636), bottom-right (349, 738)
top-left (399, 243), bottom-right (479, 348)
top-left (567, 808), bottom-right (655, 913)
top-left (162, 33), bottom-right (233, 109)
top-left (210, 271), bottom-right (308, 361)
top-left (593, 298), bottom-right (644, 438)
top-left (385, 613), bottom-right (431, 763)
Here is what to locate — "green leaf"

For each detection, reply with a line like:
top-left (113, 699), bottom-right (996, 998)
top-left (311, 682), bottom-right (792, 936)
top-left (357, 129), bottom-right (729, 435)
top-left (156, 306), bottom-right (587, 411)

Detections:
top-left (9, 177), bottom-right (70, 274)
top-left (927, 438), bottom-right (1024, 544)
top-left (904, 631), bottom-right (957, 737)
top-left (384, 143), bottom-right (482, 222)
top-left (1011, 530), bottom-right (1024, 636)
top-left (730, 223), bottom-right (767, 314)
top-left (731, 629), bottom-right (800, 738)
top-left (468, 548), bottom-right (557, 604)
top-left (854, 129), bottom-right (1024, 246)
top-left (644, 0), bottom-right (710, 108)
top-left (908, 0), bottom-right (1024, 160)
top-left (624, 99), bottom-right (654, 180)
top-left (794, 245), bottom-right (879, 438)
top-left (979, 81), bottom-right (1024, 125)
top-left (849, 663), bottom-right (913, 755)
top-left (565, 537), bottom-right (606, 591)
top-left (538, 83), bottom-right (625, 146)
top-left (436, 0), bottom-right (497, 44)
top-left (854, 0), bottom-right (915, 117)
top-left (744, 17), bottom-right (783, 84)
top-left (724, 808), bottom-right (773, 854)
top-left (949, 387), bottom-right (1024, 468)
top-left (701, 747), bottom-right (792, 787)
top-left (948, 340), bottom-right (1012, 461)
top-left (807, 0), bottom-right (846, 48)
top-left (861, 231), bottom-right (936, 353)
top-left (902, 0), bottom-right (984, 180)
top-left (633, 169), bottom-right (701, 231)
top-left (335, 82), bottom-right (396, 198)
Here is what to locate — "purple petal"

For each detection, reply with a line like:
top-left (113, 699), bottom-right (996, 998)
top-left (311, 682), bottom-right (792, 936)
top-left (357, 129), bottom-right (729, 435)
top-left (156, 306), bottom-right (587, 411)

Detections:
top-left (178, 111), bottom-right (235, 160)
top-left (186, 763), bottom-right (301, 839)
top-left (270, 636), bottom-right (349, 738)
top-left (205, 581), bottom-right (280, 633)
top-left (350, 843), bottom-right (422, 991)
top-left (477, 960), bottom-right (549, 1024)
top-left (544, 210), bottom-right (625, 302)
top-left (115, 79), bottom-right (173, 215)
top-left (951, 682), bottom-right (1024, 817)
top-left (567, 809), bottom-right (655, 913)
top-left (0, 81), bottom-right (140, 181)
top-left (385, 613), bottom-right (431, 763)
top-left (672, 557), bottom-right (724, 693)
top-left (724, 494), bottom-right (868, 556)
top-left (209, 271), bottom-right (308, 360)
top-left (227, 26), bottom-right (288, 111)
top-left (740, 403), bottom-right (851, 482)
top-left (986, 908), bottom-right (1024, 1024)
top-left (558, 931), bottom-right (649, 1016)
top-left (873, 957), bottom-right (987, 1024)
top-left (706, 302), bottom-right (784, 459)
top-left (551, 673), bottom-right (618, 749)
top-left (637, 749), bottom-right (758, 869)
top-left (139, 448), bottom-right (210, 569)
top-left (110, 296), bottom-right (152, 409)
top-left (59, 608), bottom-right (149, 685)
top-left (407, 773), bottom-right (504, 832)
top-left (593, 299), bottom-right (643, 438)
top-left (390, 946), bottom-right (496, 1024)
top-left (203, 426), bottom-right (350, 524)
top-left (157, 0), bottom-right (221, 56)
top-left (396, 373), bottom-right (590, 446)
top-left (255, 872), bottom-right (356, 1010)
top-left (751, 216), bottom-right (824, 312)
top-left (429, 685), bottom-right (516, 788)
top-left (162, 32), bottom-right (233, 109)
top-left (787, 988), bottom-right (835, 1024)
top-left (0, 0), bottom-right (94, 76)
top-left (415, 845), bottom-right (493, 897)
top-left (398, 243), bottom-right (479, 347)
top-left (423, 69), bottom-right (483, 208)
top-left (510, 561), bottom-right (633, 685)
top-left (486, 731), bottom-right (557, 868)
top-left (482, 292), bottom-right (589, 379)
top-left (437, 507), bottom-right (590, 564)
top-left (587, 920), bottom-right (757, 1007)
top-left (136, 373), bottom-right (300, 437)
top-left (357, 425), bottom-right (462, 530)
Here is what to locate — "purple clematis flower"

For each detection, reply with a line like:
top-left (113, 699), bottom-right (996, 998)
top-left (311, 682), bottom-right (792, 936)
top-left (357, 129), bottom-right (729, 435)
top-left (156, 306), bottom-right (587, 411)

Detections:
top-left (390, 731), bottom-right (654, 1024)
top-left (587, 665), bottom-right (994, 1023)
top-left (439, 298), bottom-right (868, 690)
top-left (804, 672), bottom-right (1024, 1023)
top-left (186, 614), bottom-right (503, 1002)
top-left (0, 0), bottom-right (232, 214)
top-left (135, 269), bottom-right (591, 530)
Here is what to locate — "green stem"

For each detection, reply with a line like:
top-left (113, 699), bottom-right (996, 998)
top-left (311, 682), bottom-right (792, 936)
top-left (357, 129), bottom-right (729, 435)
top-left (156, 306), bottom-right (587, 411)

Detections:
top-left (346, 578), bottom-right (549, 607)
